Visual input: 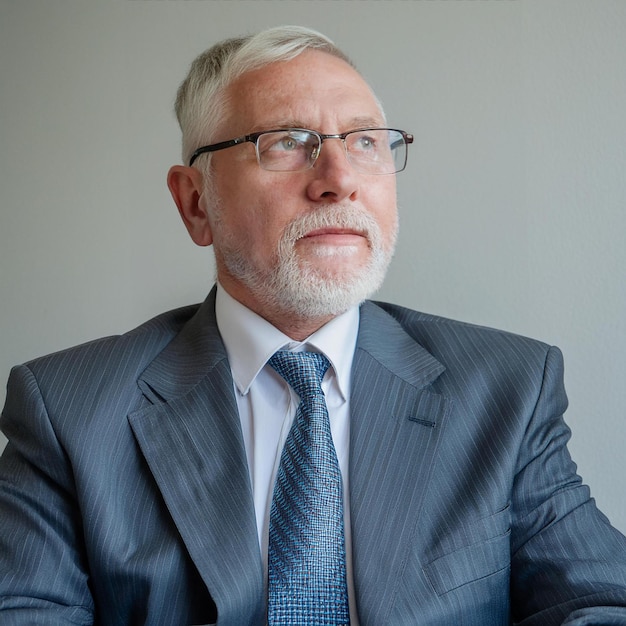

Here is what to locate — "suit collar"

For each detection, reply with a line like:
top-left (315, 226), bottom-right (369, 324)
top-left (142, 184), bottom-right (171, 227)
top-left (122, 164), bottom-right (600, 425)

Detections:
top-left (137, 288), bottom-right (226, 403)
top-left (138, 294), bottom-right (445, 400)
top-left (356, 300), bottom-right (445, 388)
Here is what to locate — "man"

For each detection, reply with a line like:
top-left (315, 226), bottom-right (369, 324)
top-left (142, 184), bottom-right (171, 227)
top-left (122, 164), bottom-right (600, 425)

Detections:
top-left (1, 25), bottom-right (625, 626)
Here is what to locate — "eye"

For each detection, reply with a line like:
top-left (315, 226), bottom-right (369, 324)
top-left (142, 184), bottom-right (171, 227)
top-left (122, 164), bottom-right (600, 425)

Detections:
top-left (256, 130), bottom-right (319, 171)
top-left (265, 132), bottom-right (311, 152)
top-left (354, 134), bottom-right (377, 151)
top-left (275, 136), bottom-right (299, 151)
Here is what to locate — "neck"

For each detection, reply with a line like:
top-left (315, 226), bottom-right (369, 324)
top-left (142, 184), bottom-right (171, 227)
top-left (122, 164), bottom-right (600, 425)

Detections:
top-left (261, 312), bottom-right (337, 343)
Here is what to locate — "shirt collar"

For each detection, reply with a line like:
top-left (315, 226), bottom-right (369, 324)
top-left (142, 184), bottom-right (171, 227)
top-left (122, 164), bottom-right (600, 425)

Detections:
top-left (215, 283), bottom-right (359, 401)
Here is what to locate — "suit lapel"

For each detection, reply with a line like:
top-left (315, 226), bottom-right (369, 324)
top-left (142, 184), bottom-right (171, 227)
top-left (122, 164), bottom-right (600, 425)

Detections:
top-left (128, 290), bottom-right (264, 626)
top-left (350, 302), bottom-right (451, 623)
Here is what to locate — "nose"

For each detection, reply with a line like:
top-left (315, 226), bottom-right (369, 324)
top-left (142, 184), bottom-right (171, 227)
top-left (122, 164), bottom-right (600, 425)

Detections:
top-left (305, 138), bottom-right (359, 203)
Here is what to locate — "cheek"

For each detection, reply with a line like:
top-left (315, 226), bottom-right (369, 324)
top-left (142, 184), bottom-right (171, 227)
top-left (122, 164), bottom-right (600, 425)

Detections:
top-left (217, 198), bottom-right (290, 261)
top-left (248, 186), bottom-right (302, 243)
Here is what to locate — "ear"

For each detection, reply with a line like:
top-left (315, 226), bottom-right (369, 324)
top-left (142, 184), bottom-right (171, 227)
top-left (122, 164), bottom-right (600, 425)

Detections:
top-left (167, 165), bottom-right (213, 246)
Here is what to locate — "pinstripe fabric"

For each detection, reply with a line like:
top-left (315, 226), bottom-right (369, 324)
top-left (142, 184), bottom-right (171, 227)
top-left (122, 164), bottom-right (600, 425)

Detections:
top-left (0, 295), bottom-right (263, 625)
top-left (1, 290), bottom-right (626, 624)
top-left (350, 302), bottom-right (626, 625)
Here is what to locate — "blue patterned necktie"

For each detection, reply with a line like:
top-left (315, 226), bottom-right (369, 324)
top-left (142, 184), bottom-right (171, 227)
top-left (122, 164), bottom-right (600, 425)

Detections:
top-left (267, 350), bottom-right (350, 626)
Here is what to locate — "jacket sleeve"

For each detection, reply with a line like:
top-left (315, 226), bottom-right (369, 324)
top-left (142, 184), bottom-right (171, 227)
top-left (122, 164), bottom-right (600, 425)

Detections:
top-left (0, 364), bottom-right (94, 624)
top-left (510, 346), bottom-right (626, 625)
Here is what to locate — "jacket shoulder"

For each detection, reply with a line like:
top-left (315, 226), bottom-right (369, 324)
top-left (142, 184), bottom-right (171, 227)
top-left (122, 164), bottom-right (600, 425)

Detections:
top-left (370, 300), bottom-right (556, 367)
top-left (22, 304), bottom-right (201, 382)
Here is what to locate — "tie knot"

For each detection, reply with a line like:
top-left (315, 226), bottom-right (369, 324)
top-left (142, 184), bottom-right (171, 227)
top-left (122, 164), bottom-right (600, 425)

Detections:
top-left (268, 351), bottom-right (331, 399)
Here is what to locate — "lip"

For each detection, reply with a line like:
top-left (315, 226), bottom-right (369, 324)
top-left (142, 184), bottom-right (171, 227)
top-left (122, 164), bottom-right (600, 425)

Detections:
top-left (299, 228), bottom-right (367, 244)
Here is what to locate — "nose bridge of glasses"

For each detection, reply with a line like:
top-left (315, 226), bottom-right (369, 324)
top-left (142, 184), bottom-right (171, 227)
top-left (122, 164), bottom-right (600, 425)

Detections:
top-left (315, 133), bottom-right (352, 165)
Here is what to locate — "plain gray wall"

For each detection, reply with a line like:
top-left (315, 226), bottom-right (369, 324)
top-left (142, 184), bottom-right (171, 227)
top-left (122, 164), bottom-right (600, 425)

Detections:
top-left (1, 1), bottom-right (625, 533)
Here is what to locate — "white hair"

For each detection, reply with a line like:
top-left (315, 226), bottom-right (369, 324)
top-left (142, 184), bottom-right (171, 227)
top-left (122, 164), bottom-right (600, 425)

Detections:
top-left (174, 25), bottom-right (356, 166)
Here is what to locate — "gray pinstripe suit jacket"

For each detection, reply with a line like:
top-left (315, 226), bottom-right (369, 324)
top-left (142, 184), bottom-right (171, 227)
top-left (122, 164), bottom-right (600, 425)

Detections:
top-left (1, 288), bottom-right (626, 625)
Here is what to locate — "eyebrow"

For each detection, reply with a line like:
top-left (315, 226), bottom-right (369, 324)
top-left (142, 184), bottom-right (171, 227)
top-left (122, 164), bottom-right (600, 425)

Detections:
top-left (252, 116), bottom-right (386, 132)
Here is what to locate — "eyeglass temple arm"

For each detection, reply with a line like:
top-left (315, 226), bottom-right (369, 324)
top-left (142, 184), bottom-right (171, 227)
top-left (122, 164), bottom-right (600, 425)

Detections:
top-left (189, 136), bottom-right (250, 166)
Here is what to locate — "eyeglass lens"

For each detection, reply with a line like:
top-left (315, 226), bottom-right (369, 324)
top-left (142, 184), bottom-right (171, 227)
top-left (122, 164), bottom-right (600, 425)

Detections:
top-left (255, 129), bottom-right (407, 174)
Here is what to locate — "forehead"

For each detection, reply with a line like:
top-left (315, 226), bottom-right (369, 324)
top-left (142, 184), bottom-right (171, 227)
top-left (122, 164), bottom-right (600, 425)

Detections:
top-left (222, 50), bottom-right (384, 134)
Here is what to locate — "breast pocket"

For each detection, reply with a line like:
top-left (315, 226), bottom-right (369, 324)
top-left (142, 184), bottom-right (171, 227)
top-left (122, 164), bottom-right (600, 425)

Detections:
top-left (422, 503), bottom-right (511, 596)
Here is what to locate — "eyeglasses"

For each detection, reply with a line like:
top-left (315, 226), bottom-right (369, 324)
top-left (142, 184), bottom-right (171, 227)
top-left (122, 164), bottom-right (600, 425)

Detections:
top-left (188, 127), bottom-right (414, 175)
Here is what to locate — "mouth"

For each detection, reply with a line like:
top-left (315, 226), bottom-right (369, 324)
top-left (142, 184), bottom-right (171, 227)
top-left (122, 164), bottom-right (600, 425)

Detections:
top-left (298, 227), bottom-right (368, 246)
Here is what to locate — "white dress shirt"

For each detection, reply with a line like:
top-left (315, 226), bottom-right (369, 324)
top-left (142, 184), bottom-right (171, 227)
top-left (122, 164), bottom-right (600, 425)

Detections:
top-left (215, 284), bottom-right (360, 624)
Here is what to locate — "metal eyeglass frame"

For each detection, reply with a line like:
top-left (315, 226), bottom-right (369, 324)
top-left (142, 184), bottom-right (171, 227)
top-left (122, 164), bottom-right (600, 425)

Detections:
top-left (188, 127), bottom-right (414, 174)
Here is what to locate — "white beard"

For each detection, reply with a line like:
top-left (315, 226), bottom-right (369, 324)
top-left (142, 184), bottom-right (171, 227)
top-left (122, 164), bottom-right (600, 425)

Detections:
top-left (217, 204), bottom-right (397, 319)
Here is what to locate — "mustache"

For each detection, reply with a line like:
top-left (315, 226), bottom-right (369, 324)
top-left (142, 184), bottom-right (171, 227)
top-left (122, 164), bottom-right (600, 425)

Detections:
top-left (279, 205), bottom-right (381, 245)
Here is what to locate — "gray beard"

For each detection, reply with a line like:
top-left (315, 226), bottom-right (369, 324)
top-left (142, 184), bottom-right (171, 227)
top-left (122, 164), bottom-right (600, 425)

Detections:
top-left (218, 204), bottom-right (396, 319)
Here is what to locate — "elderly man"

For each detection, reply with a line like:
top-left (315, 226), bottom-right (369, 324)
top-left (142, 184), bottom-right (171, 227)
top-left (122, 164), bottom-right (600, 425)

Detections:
top-left (1, 25), bottom-right (626, 626)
